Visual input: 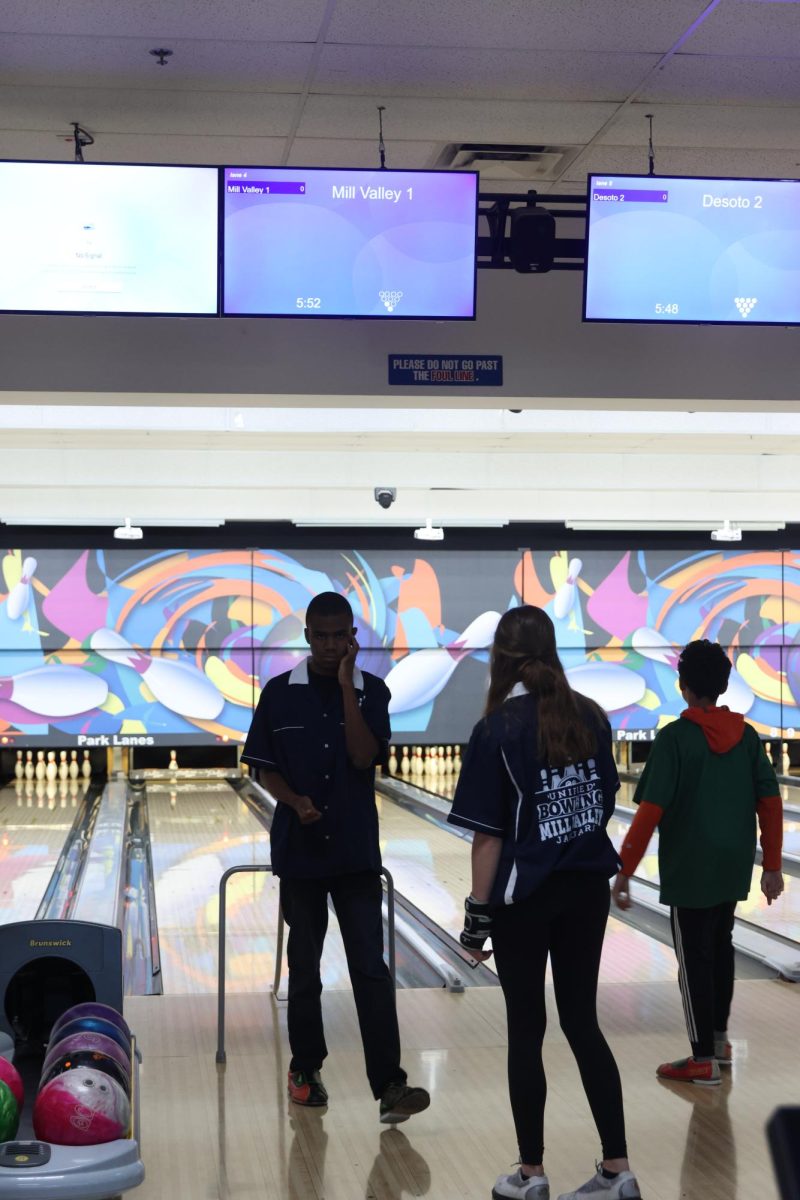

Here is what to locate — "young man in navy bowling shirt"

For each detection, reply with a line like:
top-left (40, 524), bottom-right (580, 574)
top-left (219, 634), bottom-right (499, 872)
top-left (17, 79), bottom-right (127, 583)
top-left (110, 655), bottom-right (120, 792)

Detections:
top-left (241, 591), bottom-right (430, 1124)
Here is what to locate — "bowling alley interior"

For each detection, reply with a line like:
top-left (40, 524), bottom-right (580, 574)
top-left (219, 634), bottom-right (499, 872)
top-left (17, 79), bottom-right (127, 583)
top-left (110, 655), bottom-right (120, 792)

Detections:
top-left (1, 2), bottom-right (800, 1198)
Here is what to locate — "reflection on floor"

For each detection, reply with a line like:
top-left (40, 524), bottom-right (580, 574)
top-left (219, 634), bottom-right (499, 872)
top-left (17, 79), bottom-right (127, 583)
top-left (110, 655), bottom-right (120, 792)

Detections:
top-left (147, 782), bottom-right (353, 995)
top-left (0, 780), bottom-right (82, 924)
top-left (127, 977), bottom-right (798, 1200)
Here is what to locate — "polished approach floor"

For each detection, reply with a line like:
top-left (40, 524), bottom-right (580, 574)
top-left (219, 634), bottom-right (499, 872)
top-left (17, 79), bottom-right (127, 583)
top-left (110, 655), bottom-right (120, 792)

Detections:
top-left (127, 976), bottom-right (797, 1200)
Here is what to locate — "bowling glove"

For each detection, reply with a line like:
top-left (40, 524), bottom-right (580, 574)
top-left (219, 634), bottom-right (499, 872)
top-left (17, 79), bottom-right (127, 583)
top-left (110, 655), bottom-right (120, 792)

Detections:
top-left (460, 895), bottom-right (493, 952)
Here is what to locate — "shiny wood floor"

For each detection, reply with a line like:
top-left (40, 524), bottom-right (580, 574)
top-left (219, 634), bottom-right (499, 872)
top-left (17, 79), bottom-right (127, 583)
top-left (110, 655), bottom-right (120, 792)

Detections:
top-left (126, 976), bottom-right (798, 1200)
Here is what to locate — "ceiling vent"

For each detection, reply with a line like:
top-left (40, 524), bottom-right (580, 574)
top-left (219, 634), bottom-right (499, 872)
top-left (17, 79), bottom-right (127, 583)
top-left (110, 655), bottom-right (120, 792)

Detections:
top-left (433, 143), bottom-right (581, 182)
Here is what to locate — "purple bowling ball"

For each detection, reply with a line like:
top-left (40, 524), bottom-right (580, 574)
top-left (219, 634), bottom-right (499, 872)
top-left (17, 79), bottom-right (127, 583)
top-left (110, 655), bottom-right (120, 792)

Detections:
top-left (49, 1017), bottom-right (130, 1062)
top-left (41, 1032), bottom-right (130, 1087)
top-left (50, 1003), bottom-right (130, 1047)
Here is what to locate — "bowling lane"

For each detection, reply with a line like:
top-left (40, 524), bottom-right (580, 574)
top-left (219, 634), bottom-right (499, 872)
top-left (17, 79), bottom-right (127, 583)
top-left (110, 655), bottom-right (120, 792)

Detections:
top-left (615, 780), bottom-right (800, 943)
top-left (377, 789), bottom-right (678, 984)
top-left (0, 779), bottom-right (79, 925)
top-left (146, 781), bottom-right (352, 995)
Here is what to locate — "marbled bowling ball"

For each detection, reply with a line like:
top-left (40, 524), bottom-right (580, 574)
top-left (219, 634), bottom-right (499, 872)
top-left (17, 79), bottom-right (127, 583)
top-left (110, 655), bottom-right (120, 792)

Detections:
top-left (33, 1068), bottom-right (130, 1146)
top-left (0, 1079), bottom-right (20, 1143)
top-left (0, 1056), bottom-right (24, 1111)
top-left (48, 1016), bottom-right (130, 1062)
top-left (40, 1049), bottom-right (130, 1096)
top-left (49, 1002), bottom-right (130, 1047)
top-left (41, 1032), bottom-right (130, 1089)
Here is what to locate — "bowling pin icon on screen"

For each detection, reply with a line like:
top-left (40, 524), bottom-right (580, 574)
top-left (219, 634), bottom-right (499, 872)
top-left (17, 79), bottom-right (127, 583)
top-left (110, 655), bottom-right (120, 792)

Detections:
top-left (90, 628), bottom-right (224, 721)
top-left (5, 556), bottom-right (37, 622)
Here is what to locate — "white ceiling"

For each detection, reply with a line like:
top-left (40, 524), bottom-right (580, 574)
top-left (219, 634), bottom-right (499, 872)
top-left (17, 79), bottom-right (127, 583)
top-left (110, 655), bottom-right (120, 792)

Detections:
top-left (2, 0), bottom-right (799, 181)
top-left (1, 0), bottom-right (800, 529)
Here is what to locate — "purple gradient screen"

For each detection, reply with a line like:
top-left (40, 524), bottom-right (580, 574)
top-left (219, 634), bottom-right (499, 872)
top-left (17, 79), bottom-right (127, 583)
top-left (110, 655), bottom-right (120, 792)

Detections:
top-left (222, 168), bottom-right (477, 318)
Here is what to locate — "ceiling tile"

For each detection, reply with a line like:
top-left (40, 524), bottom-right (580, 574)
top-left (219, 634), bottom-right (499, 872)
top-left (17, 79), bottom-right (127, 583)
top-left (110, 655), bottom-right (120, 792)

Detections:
top-left (0, 129), bottom-right (288, 164)
top-left (326, 0), bottom-right (712, 52)
top-left (600, 100), bottom-right (800, 149)
top-left (286, 138), bottom-right (442, 168)
top-left (296, 94), bottom-right (617, 144)
top-left (315, 45), bottom-right (657, 101)
top-left (642, 52), bottom-right (800, 106)
top-left (0, 0), bottom-right (329, 41)
top-left (679, 0), bottom-right (800, 57)
top-left (0, 85), bottom-right (300, 137)
top-left (1, 35), bottom-right (316, 93)
top-left (559, 144), bottom-right (800, 184)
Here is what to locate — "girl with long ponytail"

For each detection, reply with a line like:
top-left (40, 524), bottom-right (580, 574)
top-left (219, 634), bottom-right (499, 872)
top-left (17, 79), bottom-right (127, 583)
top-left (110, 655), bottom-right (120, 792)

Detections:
top-left (449, 606), bottom-right (639, 1200)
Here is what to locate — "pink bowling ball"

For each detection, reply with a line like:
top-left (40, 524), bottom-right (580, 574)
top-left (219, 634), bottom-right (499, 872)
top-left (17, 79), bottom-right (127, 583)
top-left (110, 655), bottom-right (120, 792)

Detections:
top-left (0, 1057), bottom-right (23, 1111)
top-left (33, 1067), bottom-right (130, 1146)
top-left (41, 1032), bottom-right (130, 1088)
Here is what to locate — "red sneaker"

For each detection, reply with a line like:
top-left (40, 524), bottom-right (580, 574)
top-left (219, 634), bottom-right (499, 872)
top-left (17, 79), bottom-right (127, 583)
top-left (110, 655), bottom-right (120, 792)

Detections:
top-left (287, 1069), bottom-right (328, 1106)
top-left (656, 1056), bottom-right (721, 1086)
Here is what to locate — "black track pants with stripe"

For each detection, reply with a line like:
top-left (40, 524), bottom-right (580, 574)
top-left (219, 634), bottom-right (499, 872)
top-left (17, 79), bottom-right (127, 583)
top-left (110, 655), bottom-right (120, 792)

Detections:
top-left (670, 901), bottom-right (737, 1059)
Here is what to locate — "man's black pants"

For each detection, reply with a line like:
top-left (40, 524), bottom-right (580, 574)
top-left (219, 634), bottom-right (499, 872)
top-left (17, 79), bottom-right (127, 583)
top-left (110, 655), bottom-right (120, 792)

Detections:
top-left (279, 870), bottom-right (405, 1099)
top-left (670, 901), bottom-right (737, 1059)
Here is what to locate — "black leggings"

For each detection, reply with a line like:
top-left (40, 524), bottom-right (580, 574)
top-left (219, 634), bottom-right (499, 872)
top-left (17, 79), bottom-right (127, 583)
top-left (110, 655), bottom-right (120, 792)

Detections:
top-left (492, 871), bottom-right (627, 1166)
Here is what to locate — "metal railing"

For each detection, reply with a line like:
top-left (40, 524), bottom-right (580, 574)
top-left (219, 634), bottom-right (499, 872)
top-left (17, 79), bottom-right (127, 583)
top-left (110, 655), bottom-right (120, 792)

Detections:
top-left (216, 864), bottom-right (396, 1064)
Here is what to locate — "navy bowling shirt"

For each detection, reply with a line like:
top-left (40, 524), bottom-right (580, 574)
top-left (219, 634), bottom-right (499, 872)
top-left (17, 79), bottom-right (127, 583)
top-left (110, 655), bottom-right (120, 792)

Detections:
top-left (241, 658), bottom-right (390, 879)
top-left (448, 693), bottom-right (621, 906)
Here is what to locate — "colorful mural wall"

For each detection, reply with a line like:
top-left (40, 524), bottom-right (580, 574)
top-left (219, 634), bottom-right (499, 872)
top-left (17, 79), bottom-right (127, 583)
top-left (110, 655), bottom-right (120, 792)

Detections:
top-left (1, 546), bottom-right (798, 747)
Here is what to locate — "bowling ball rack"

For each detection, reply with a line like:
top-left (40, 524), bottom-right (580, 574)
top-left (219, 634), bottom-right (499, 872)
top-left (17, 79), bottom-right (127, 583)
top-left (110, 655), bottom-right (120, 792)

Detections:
top-left (0, 921), bottom-right (144, 1198)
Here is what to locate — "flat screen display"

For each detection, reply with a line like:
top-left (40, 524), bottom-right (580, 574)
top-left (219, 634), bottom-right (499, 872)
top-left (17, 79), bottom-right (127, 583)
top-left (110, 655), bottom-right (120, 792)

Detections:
top-left (0, 161), bottom-right (219, 315)
top-left (583, 173), bottom-right (800, 325)
top-left (222, 167), bottom-right (478, 318)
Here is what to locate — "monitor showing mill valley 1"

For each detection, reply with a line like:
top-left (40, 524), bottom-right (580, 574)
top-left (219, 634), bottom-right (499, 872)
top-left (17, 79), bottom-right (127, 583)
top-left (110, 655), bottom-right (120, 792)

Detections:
top-left (222, 167), bottom-right (478, 318)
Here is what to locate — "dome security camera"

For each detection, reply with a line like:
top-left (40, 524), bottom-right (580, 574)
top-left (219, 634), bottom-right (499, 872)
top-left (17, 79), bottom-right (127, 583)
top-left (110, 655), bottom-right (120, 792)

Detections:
top-left (374, 487), bottom-right (397, 510)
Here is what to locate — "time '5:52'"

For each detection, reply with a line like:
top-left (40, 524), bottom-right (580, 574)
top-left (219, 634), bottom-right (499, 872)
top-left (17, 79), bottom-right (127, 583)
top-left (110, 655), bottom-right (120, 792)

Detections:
top-left (296, 297), bottom-right (322, 309)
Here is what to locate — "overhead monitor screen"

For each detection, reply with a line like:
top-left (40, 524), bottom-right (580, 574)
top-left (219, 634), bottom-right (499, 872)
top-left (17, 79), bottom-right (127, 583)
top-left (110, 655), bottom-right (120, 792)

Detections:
top-left (222, 167), bottom-right (478, 318)
top-left (583, 173), bottom-right (800, 325)
top-left (0, 161), bottom-right (219, 315)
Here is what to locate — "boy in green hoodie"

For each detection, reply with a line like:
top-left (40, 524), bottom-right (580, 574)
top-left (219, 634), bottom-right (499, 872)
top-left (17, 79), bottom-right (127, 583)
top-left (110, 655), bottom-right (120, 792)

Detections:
top-left (612, 639), bottom-right (784, 1086)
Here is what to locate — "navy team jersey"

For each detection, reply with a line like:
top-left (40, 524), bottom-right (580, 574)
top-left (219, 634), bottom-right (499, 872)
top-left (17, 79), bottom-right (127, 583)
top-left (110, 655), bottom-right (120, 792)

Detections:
top-left (448, 692), bottom-right (621, 906)
top-left (241, 658), bottom-right (390, 878)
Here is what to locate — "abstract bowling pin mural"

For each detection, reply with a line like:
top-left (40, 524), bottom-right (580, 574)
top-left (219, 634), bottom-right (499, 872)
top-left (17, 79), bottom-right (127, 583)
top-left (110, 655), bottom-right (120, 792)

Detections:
top-left (0, 545), bottom-right (798, 745)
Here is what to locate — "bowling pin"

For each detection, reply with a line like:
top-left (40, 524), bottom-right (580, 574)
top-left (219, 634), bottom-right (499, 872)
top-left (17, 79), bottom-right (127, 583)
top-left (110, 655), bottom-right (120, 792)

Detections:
top-left (90, 628), bottom-right (224, 721)
top-left (426, 746), bottom-right (438, 776)
top-left (14, 751), bottom-right (24, 780)
top-left (69, 750), bottom-right (79, 779)
top-left (565, 662), bottom-right (646, 713)
top-left (58, 750), bottom-right (69, 781)
top-left (6, 556), bottom-right (37, 621)
top-left (81, 750), bottom-right (92, 779)
top-left (24, 750), bottom-right (34, 780)
top-left (782, 742), bottom-right (790, 774)
top-left (400, 746), bottom-right (410, 777)
top-left (385, 611), bottom-right (502, 715)
top-left (453, 745), bottom-right (462, 776)
top-left (0, 663), bottom-right (108, 719)
top-left (553, 558), bottom-right (583, 620)
top-left (413, 746), bottom-right (423, 776)
top-left (444, 745), bottom-right (453, 776)
top-left (46, 750), bottom-right (58, 782)
top-left (168, 749), bottom-right (179, 773)
top-left (388, 745), bottom-right (398, 774)
top-left (35, 750), bottom-right (46, 781)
